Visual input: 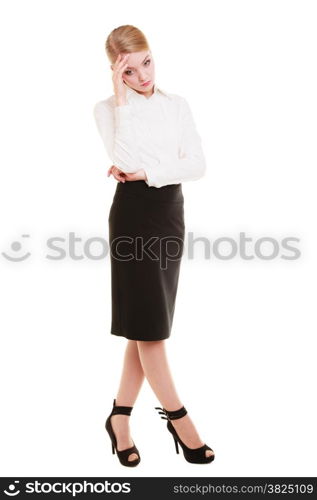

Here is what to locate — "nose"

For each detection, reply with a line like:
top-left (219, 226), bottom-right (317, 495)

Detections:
top-left (139, 71), bottom-right (148, 83)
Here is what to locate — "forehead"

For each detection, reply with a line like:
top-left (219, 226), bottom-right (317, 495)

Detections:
top-left (124, 51), bottom-right (151, 68)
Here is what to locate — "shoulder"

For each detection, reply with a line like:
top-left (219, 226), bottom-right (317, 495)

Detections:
top-left (164, 93), bottom-right (192, 120)
top-left (165, 91), bottom-right (187, 102)
top-left (165, 92), bottom-right (190, 109)
top-left (161, 92), bottom-right (189, 116)
top-left (162, 91), bottom-right (185, 103)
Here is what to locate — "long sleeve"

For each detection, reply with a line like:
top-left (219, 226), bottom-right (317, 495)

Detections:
top-left (143, 97), bottom-right (207, 188)
top-left (93, 100), bottom-right (141, 173)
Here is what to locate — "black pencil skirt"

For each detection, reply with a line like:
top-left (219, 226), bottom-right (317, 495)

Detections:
top-left (108, 180), bottom-right (185, 341)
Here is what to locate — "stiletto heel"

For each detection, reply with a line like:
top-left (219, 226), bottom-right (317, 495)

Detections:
top-left (105, 398), bottom-right (141, 467)
top-left (174, 436), bottom-right (179, 454)
top-left (155, 405), bottom-right (215, 464)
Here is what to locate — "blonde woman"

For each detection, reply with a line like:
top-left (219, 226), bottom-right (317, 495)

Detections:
top-left (94, 25), bottom-right (215, 467)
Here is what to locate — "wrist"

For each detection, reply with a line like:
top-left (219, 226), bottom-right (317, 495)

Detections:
top-left (115, 97), bottom-right (127, 107)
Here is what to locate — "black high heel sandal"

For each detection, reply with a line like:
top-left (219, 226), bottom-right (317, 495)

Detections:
top-left (105, 398), bottom-right (141, 467)
top-left (155, 405), bottom-right (215, 464)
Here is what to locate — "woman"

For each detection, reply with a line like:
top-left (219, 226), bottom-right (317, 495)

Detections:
top-left (93, 25), bottom-right (215, 467)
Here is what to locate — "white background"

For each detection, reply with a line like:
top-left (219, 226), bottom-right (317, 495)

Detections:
top-left (0, 0), bottom-right (316, 477)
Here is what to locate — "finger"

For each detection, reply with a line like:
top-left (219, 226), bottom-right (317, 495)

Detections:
top-left (113, 54), bottom-right (121, 70)
top-left (113, 166), bottom-right (124, 175)
top-left (118, 64), bottom-right (128, 77)
top-left (111, 171), bottom-right (120, 181)
top-left (111, 169), bottom-right (125, 182)
top-left (114, 64), bottom-right (129, 83)
top-left (115, 59), bottom-right (129, 77)
top-left (117, 172), bottom-right (126, 183)
top-left (108, 165), bottom-right (116, 176)
top-left (113, 54), bottom-right (129, 72)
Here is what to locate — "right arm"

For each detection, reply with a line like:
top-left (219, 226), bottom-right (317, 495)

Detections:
top-left (93, 99), bottom-right (142, 174)
top-left (93, 53), bottom-right (141, 174)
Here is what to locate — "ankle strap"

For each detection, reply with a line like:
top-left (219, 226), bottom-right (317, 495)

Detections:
top-left (111, 398), bottom-right (133, 416)
top-left (155, 405), bottom-right (187, 420)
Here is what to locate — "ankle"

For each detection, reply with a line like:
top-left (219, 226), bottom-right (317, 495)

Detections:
top-left (170, 414), bottom-right (188, 426)
top-left (111, 413), bottom-right (129, 421)
top-left (156, 404), bottom-right (187, 421)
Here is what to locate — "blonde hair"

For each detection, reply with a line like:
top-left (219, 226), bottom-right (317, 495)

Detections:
top-left (105, 25), bottom-right (150, 64)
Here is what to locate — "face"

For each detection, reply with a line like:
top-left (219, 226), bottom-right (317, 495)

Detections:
top-left (115, 50), bottom-right (155, 97)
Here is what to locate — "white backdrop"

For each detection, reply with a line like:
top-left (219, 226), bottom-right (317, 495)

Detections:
top-left (0, 0), bottom-right (316, 477)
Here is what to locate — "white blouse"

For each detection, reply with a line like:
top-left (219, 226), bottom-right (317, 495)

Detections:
top-left (93, 82), bottom-right (207, 188)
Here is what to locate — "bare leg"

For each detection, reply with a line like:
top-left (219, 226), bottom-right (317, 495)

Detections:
top-left (137, 340), bottom-right (214, 458)
top-left (111, 339), bottom-right (145, 461)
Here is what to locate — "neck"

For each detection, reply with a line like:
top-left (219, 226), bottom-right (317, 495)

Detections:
top-left (136, 84), bottom-right (155, 99)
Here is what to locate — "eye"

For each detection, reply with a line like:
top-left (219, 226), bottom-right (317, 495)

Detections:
top-left (124, 59), bottom-right (151, 76)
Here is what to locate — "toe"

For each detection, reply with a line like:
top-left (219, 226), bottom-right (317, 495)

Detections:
top-left (205, 449), bottom-right (214, 458)
top-left (128, 453), bottom-right (139, 462)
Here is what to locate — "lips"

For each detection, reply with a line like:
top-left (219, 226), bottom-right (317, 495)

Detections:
top-left (141, 80), bottom-right (151, 86)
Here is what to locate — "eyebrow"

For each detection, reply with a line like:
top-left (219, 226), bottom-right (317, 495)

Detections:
top-left (126, 54), bottom-right (151, 70)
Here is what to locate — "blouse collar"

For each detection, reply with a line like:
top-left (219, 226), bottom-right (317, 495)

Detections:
top-left (124, 82), bottom-right (172, 102)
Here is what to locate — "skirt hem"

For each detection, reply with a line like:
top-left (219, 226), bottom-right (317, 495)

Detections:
top-left (111, 331), bottom-right (170, 341)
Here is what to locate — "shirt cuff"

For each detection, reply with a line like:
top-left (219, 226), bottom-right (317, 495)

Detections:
top-left (140, 157), bottom-right (160, 187)
top-left (143, 166), bottom-right (156, 187)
